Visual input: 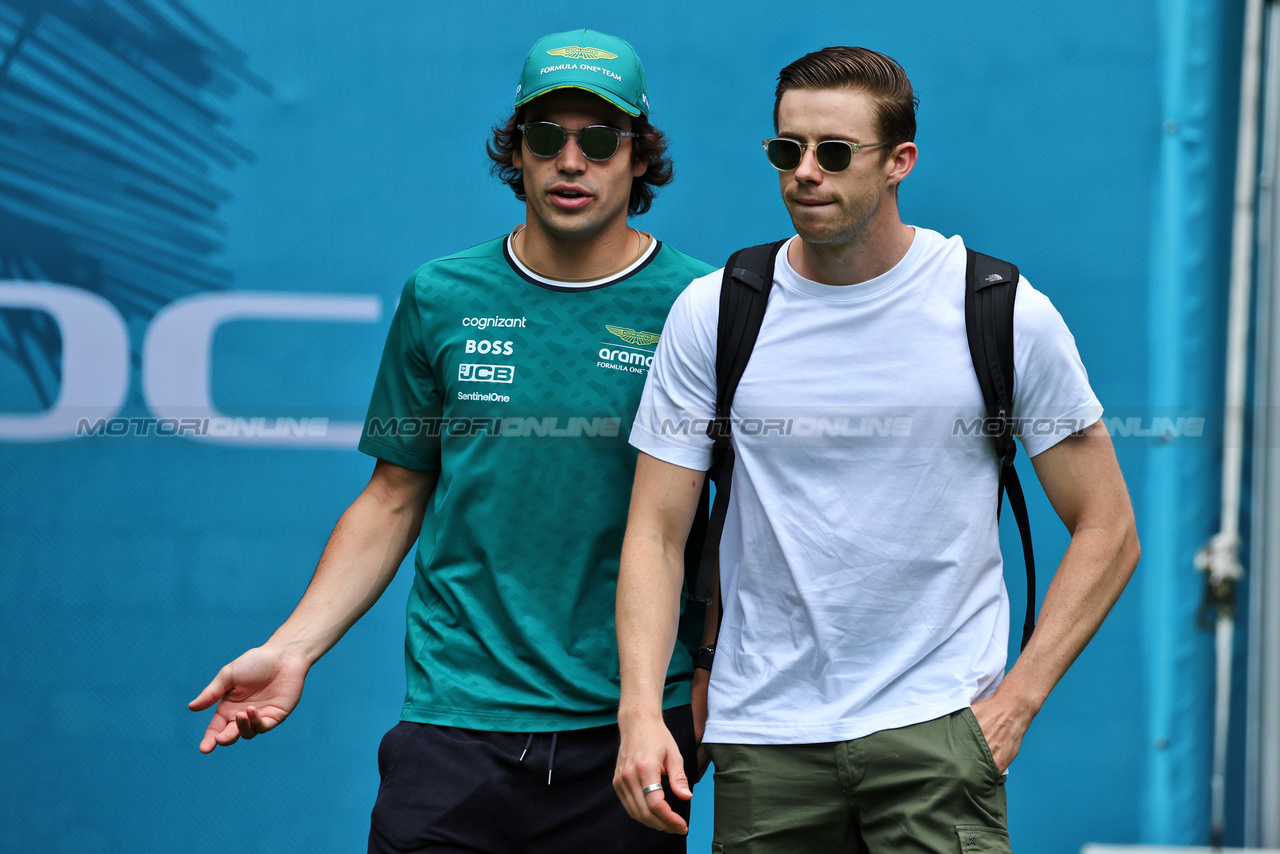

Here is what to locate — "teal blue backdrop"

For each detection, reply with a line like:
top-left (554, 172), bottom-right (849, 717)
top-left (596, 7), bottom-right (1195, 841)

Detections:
top-left (0, 1), bottom-right (1250, 851)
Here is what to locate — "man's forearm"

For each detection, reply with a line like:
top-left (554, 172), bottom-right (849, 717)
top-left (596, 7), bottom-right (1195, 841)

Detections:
top-left (613, 471), bottom-right (704, 832)
top-left (997, 517), bottom-right (1139, 713)
top-left (267, 462), bottom-right (437, 665)
top-left (616, 528), bottom-right (686, 723)
top-left (616, 452), bottom-right (706, 725)
top-left (972, 425), bottom-right (1139, 773)
top-left (999, 423), bottom-right (1140, 713)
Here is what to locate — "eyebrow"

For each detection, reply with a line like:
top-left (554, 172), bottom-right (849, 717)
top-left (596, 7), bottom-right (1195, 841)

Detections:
top-left (774, 132), bottom-right (866, 144)
top-left (525, 119), bottom-right (628, 131)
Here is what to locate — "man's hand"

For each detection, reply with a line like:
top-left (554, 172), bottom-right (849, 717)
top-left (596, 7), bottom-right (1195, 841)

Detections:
top-left (187, 460), bottom-right (436, 755)
top-left (188, 645), bottom-right (309, 753)
top-left (969, 692), bottom-right (1036, 775)
top-left (613, 714), bottom-right (692, 835)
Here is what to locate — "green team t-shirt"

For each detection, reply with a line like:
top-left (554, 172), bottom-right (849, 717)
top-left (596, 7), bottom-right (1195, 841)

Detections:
top-left (359, 234), bottom-right (714, 731)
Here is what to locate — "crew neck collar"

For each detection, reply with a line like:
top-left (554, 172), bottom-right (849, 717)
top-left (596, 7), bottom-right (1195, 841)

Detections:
top-left (503, 228), bottom-right (659, 292)
top-left (776, 227), bottom-right (925, 302)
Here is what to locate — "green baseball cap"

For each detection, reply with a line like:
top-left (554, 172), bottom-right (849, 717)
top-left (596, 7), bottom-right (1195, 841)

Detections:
top-left (515, 28), bottom-right (650, 117)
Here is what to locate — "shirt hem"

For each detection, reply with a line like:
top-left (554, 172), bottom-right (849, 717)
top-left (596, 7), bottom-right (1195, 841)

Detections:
top-left (1021, 402), bottom-right (1103, 458)
top-left (702, 698), bottom-right (972, 745)
top-left (357, 436), bottom-right (441, 471)
top-left (628, 422), bottom-right (711, 471)
top-left (400, 687), bottom-right (693, 733)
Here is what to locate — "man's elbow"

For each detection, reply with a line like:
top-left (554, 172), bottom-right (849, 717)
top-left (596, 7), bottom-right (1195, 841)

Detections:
top-left (1116, 516), bottom-right (1141, 580)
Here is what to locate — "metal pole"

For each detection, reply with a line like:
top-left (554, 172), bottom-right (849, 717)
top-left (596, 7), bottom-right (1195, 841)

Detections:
top-left (1247, 3), bottom-right (1280, 845)
top-left (1195, 0), bottom-right (1266, 846)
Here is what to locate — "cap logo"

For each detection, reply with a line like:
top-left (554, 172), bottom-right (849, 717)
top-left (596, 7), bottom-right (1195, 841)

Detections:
top-left (547, 45), bottom-right (618, 61)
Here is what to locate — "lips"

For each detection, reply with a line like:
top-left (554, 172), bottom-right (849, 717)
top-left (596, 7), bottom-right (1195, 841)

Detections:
top-left (549, 185), bottom-right (595, 210)
top-left (790, 197), bottom-right (833, 208)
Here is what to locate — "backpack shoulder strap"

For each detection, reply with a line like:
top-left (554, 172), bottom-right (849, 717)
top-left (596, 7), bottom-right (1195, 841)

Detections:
top-left (709, 243), bottom-right (786, 464)
top-left (685, 240), bottom-right (787, 608)
top-left (964, 248), bottom-right (1037, 651)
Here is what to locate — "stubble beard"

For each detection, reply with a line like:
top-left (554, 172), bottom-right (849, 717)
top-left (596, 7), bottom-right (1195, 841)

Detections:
top-left (790, 193), bottom-right (880, 254)
top-left (528, 177), bottom-right (633, 244)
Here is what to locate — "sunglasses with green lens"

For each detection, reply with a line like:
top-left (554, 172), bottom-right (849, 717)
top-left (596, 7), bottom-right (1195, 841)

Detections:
top-left (519, 122), bottom-right (638, 162)
top-left (762, 138), bottom-right (889, 173)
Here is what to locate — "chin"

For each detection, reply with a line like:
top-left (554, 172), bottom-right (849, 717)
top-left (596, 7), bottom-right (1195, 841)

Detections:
top-left (788, 208), bottom-right (832, 231)
top-left (790, 219), bottom-right (838, 244)
top-left (796, 226), bottom-right (861, 248)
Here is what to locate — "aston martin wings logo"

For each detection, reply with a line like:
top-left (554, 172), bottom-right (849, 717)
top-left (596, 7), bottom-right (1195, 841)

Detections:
top-left (547, 46), bottom-right (618, 61)
top-left (606, 325), bottom-right (660, 346)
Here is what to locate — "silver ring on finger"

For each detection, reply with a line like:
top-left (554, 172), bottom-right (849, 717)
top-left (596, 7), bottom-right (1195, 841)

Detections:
top-left (642, 783), bottom-right (663, 795)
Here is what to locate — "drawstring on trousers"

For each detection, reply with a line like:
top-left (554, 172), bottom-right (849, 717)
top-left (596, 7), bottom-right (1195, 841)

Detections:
top-left (516, 732), bottom-right (558, 785)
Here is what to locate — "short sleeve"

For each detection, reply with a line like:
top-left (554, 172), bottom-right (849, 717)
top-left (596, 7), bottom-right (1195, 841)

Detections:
top-left (1011, 278), bottom-right (1103, 458)
top-left (629, 270), bottom-right (722, 471)
top-left (358, 277), bottom-right (443, 470)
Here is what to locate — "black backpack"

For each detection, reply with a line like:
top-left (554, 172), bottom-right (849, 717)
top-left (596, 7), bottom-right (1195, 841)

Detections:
top-left (684, 240), bottom-right (1038, 653)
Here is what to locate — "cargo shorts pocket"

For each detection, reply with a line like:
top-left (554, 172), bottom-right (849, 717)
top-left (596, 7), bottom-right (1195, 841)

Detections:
top-left (960, 707), bottom-right (1001, 781)
top-left (955, 825), bottom-right (1013, 852)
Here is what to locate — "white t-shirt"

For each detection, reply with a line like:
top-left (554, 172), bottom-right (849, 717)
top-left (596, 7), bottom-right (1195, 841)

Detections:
top-left (630, 228), bottom-right (1102, 745)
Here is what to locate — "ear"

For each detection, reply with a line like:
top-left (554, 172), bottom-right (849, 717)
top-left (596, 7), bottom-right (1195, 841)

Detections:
top-left (512, 144), bottom-right (523, 172)
top-left (885, 141), bottom-right (917, 187)
top-left (632, 156), bottom-right (648, 179)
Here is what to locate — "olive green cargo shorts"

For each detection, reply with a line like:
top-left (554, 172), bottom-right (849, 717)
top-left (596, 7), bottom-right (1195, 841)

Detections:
top-left (703, 708), bottom-right (1012, 853)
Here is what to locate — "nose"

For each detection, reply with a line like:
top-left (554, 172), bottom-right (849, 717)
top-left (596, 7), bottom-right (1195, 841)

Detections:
top-left (793, 144), bottom-right (824, 183)
top-left (556, 134), bottom-right (588, 174)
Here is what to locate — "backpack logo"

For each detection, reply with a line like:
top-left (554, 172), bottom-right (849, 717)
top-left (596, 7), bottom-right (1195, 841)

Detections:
top-left (985, 273), bottom-right (1005, 283)
top-left (606, 325), bottom-right (660, 347)
top-left (547, 46), bottom-right (618, 61)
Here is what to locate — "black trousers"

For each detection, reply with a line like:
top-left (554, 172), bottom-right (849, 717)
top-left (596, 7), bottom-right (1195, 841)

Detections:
top-left (368, 705), bottom-right (695, 854)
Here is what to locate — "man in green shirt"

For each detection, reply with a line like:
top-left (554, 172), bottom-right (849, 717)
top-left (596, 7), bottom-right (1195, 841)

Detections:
top-left (190, 29), bottom-right (712, 853)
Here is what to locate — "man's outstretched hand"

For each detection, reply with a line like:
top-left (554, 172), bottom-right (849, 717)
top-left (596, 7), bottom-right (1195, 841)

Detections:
top-left (189, 646), bottom-right (309, 753)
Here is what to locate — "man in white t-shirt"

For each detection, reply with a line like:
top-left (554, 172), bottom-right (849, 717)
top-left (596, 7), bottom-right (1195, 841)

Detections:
top-left (612, 46), bottom-right (1140, 852)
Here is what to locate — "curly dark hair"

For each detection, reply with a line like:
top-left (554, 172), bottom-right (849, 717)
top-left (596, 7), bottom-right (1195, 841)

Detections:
top-left (487, 106), bottom-right (673, 216)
